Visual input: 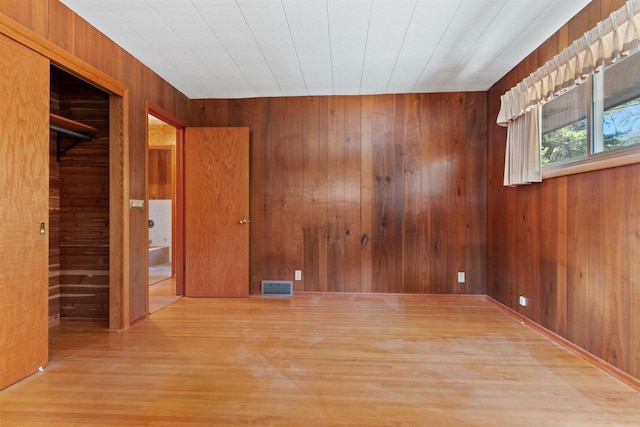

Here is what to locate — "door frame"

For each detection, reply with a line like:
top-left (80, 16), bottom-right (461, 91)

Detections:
top-left (0, 13), bottom-right (130, 329)
top-left (146, 103), bottom-right (186, 299)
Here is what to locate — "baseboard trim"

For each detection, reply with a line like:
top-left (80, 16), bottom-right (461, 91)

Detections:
top-left (486, 296), bottom-right (640, 392)
top-left (129, 314), bottom-right (148, 327)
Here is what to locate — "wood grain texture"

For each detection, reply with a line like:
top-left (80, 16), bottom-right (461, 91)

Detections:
top-left (189, 94), bottom-right (487, 295)
top-left (0, 33), bottom-right (49, 390)
top-left (370, 95), bottom-right (397, 293)
top-left (0, 0), bottom-right (189, 329)
top-left (148, 123), bottom-right (176, 146)
top-left (486, 0), bottom-right (639, 380)
top-left (50, 113), bottom-right (97, 134)
top-left (302, 97), bottom-right (329, 292)
top-left (50, 90), bottom-right (61, 324)
top-left (327, 96), bottom-right (347, 292)
top-left (464, 92), bottom-right (488, 296)
top-left (628, 165), bottom-right (640, 378)
top-left (184, 127), bottom-right (249, 297)
top-left (43, 0), bottom-right (189, 324)
top-left (147, 148), bottom-right (174, 200)
top-left (108, 94), bottom-right (129, 329)
top-left (0, 0), bottom-right (48, 37)
top-left (343, 96), bottom-right (363, 292)
top-left (2, 295), bottom-right (640, 425)
top-left (53, 67), bottom-right (111, 321)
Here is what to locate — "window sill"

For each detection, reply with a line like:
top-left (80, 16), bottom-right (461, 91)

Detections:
top-left (542, 145), bottom-right (640, 179)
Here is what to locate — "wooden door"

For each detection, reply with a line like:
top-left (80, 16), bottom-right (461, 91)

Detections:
top-left (0, 34), bottom-right (49, 389)
top-left (185, 127), bottom-right (250, 297)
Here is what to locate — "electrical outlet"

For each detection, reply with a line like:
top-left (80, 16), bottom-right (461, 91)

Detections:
top-left (295, 270), bottom-right (302, 281)
top-left (457, 272), bottom-right (465, 283)
top-left (519, 296), bottom-right (528, 307)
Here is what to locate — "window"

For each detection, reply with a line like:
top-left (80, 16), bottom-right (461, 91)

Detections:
top-left (601, 50), bottom-right (640, 151)
top-left (541, 83), bottom-right (588, 165)
top-left (541, 49), bottom-right (640, 171)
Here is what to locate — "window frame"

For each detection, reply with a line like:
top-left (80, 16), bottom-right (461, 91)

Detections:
top-left (541, 50), bottom-right (640, 179)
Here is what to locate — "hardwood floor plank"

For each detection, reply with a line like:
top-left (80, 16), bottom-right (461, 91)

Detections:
top-left (1, 295), bottom-right (639, 426)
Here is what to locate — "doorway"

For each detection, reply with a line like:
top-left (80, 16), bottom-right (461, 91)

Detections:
top-left (49, 65), bottom-right (111, 324)
top-left (146, 108), bottom-right (184, 313)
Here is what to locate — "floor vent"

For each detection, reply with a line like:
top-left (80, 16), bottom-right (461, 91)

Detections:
top-left (261, 280), bottom-right (293, 297)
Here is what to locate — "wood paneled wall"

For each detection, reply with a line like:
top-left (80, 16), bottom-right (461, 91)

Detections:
top-left (148, 123), bottom-right (176, 147)
top-left (189, 93), bottom-right (487, 295)
top-left (148, 125), bottom-right (176, 200)
top-left (487, 0), bottom-right (640, 380)
top-left (52, 67), bottom-right (110, 320)
top-left (148, 149), bottom-right (173, 200)
top-left (48, 133), bottom-right (60, 324)
top-left (0, 0), bottom-right (190, 323)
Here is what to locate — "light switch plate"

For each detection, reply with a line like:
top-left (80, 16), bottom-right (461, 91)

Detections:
top-left (129, 199), bottom-right (144, 208)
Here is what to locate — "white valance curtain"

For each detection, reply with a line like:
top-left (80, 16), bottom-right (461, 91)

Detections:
top-left (497, 0), bottom-right (640, 186)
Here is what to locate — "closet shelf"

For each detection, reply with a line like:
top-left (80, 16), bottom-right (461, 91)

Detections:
top-left (50, 113), bottom-right (98, 135)
top-left (50, 113), bottom-right (98, 161)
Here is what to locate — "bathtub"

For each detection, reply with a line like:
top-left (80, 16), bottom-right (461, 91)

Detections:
top-left (148, 245), bottom-right (170, 266)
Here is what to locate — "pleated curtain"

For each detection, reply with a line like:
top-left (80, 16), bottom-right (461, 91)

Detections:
top-left (498, 0), bottom-right (640, 186)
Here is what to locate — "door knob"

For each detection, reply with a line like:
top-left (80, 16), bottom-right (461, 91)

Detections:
top-left (239, 219), bottom-right (251, 224)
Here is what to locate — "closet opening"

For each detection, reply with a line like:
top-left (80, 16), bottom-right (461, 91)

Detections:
top-left (49, 65), bottom-right (111, 326)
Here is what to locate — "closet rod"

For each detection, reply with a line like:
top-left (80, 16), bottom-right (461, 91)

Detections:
top-left (50, 124), bottom-right (92, 141)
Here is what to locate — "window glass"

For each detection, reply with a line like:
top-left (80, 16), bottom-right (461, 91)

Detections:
top-left (541, 83), bottom-right (588, 165)
top-left (602, 50), bottom-right (640, 151)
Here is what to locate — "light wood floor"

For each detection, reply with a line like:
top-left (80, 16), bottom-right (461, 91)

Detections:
top-left (149, 277), bottom-right (180, 313)
top-left (1, 295), bottom-right (639, 426)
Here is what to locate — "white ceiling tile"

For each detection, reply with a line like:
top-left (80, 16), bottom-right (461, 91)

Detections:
top-left (79, 11), bottom-right (136, 36)
top-left (360, 0), bottom-right (416, 94)
top-left (179, 32), bottom-right (248, 88)
top-left (438, 0), bottom-right (548, 89)
top-left (139, 32), bottom-right (188, 54)
top-left (145, 0), bottom-right (193, 7)
top-left (197, 3), bottom-right (281, 94)
top-left (61, 0), bottom-right (593, 98)
top-left (328, 0), bottom-right (371, 94)
top-left (60, 0), bottom-right (148, 13)
top-left (115, 8), bottom-right (172, 35)
top-left (237, 0), bottom-right (306, 94)
top-left (413, 0), bottom-right (507, 92)
top-left (154, 6), bottom-right (211, 33)
top-left (135, 51), bottom-right (176, 72)
top-left (284, 1), bottom-right (333, 92)
top-left (303, 78), bottom-right (335, 96)
top-left (386, 0), bottom-right (462, 93)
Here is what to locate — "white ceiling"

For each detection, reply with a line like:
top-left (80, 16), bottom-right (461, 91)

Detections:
top-left (59, 0), bottom-right (591, 99)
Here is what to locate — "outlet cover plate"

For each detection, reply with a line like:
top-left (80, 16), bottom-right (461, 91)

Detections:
top-left (295, 270), bottom-right (302, 281)
top-left (457, 272), bottom-right (465, 283)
